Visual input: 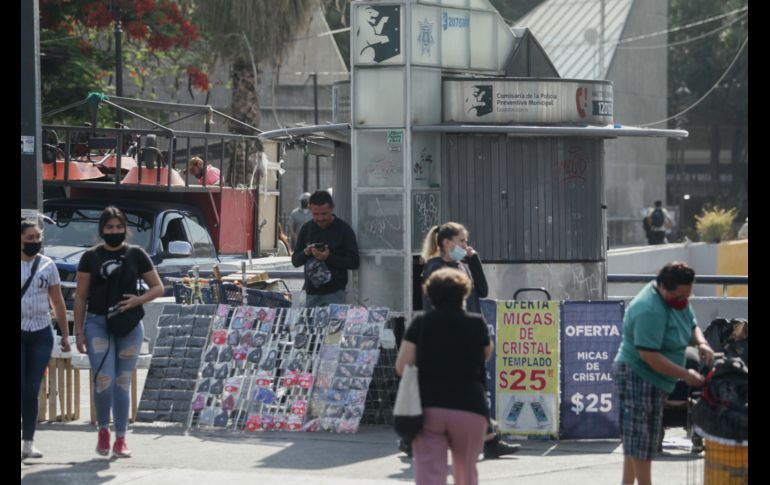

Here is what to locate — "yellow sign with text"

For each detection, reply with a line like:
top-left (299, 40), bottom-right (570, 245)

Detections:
top-left (496, 300), bottom-right (560, 435)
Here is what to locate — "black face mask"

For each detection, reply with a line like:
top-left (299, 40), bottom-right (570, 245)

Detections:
top-left (102, 232), bottom-right (126, 247)
top-left (22, 242), bottom-right (42, 257)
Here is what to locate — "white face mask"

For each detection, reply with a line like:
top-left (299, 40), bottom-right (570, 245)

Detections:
top-left (449, 244), bottom-right (466, 262)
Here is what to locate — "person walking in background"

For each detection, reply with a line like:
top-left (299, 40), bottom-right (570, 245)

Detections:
top-left (74, 206), bottom-right (164, 458)
top-left (644, 200), bottom-right (672, 245)
top-left (613, 262), bottom-right (714, 485)
top-left (288, 192), bottom-right (312, 249)
top-left (21, 219), bottom-right (70, 460)
top-left (396, 268), bottom-right (492, 485)
top-left (188, 156), bottom-right (221, 186)
top-left (413, 222), bottom-right (520, 459)
top-left (291, 190), bottom-right (359, 307)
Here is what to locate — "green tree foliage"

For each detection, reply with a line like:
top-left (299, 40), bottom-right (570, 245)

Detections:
top-left (194, 0), bottom-right (316, 185)
top-left (40, 0), bottom-right (207, 125)
top-left (695, 206), bottom-right (737, 243)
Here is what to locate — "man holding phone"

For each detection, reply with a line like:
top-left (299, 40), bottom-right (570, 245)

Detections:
top-left (291, 190), bottom-right (360, 307)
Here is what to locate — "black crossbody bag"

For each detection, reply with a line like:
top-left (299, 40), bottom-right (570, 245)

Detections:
top-left (106, 248), bottom-right (145, 337)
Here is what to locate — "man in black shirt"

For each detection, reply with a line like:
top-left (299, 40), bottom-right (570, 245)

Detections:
top-left (291, 190), bottom-right (359, 307)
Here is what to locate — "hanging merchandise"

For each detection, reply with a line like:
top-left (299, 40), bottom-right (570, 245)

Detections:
top-left (186, 303), bottom-right (389, 433)
top-left (304, 305), bottom-right (389, 434)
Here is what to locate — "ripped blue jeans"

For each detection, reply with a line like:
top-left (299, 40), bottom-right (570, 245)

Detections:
top-left (84, 312), bottom-right (144, 436)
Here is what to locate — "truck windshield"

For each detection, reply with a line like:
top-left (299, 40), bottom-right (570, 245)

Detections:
top-left (42, 208), bottom-right (153, 251)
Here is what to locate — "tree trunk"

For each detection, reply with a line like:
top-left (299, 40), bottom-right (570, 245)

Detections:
top-left (731, 124), bottom-right (748, 215)
top-left (226, 58), bottom-right (262, 187)
top-left (709, 122), bottom-right (721, 204)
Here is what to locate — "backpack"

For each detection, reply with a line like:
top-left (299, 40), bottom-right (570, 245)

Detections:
top-left (691, 356), bottom-right (748, 441)
top-left (642, 215), bottom-right (651, 234)
top-left (703, 317), bottom-right (748, 366)
top-left (650, 208), bottom-right (665, 228)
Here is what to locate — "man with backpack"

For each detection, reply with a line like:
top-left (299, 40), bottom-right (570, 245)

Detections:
top-left (643, 200), bottom-right (672, 245)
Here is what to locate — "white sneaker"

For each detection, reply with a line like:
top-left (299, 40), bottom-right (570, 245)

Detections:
top-left (22, 441), bottom-right (43, 459)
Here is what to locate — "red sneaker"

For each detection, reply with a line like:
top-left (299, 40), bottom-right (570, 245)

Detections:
top-left (112, 437), bottom-right (132, 458)
top-left (96, 428), bottom-right (110, 456)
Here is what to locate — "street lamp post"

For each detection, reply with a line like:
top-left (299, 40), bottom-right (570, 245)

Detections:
top-left (111, 1), bottom-right (125, 126)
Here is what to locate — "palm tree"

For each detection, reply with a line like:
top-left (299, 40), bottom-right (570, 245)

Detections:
top-left (196, 0), bottom-right (317, 185)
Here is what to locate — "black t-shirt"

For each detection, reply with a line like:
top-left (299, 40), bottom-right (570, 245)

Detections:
top-left (421, 255), bottom-right (489, 314)
top-left (291, 216), bottom-right (360, 295)
top-left (77, 245), bottom-right (154, 315)
top-left (404, 309), bottom-right (490, 417)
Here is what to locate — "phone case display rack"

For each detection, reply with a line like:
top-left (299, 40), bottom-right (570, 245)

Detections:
top-left (136, 304), bottom-right (217, 423)
top-left (187, 304), bottom-right (390, 433)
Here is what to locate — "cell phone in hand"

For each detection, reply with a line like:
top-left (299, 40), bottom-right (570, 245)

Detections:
top-left (313, 242), bottom-right (327, 250)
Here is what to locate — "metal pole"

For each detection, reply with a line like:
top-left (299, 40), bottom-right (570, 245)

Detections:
top-left (21, 0), bottom-right (43, 215)
top-left (599, 0), bottom-right (605, 79)
top-left (313, 74), bottom-right (320, 190)
top-left (113, 5), bottom-right (124, 126)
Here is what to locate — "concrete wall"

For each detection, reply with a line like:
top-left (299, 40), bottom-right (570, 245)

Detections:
top-left (604, 0), bottom-right (669, 247)
top-left (607, 241), bottom-right (749, 298)
top-left (485, 262), bottom-right (606, 301)
top-left (717, 240), bottom-right (748, 297)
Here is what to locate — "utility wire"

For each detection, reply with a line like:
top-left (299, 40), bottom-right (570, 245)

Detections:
top-left (638, 35), bottom-right (748, 128)
top-left (516, 5), bottom-right (747, 49)
top-left (615, 5), bottom-right (747, 45)
top-left (616, 13), bottom-right (746, 51)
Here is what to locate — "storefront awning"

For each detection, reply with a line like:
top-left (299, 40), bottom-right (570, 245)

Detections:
top-left (412, 124), bottom-right (688, 139)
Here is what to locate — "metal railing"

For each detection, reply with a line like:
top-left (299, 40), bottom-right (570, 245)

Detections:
top-left (608, 274), bottom-right (748, 297)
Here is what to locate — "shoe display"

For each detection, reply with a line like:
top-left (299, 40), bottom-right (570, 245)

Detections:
top-left (96, 428), bottom-right (111, 456)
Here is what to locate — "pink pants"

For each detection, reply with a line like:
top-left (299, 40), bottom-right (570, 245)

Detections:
top-left (413, 407), bottom-right (488, 485)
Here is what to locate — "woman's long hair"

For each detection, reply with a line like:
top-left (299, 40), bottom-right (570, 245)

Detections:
top-left (420, 222), bottom-right (466, 262)
top-left (98, 206), bottom-right (129, 239)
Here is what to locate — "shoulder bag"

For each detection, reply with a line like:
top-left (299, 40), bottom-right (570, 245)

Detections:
top-left (393, 317), bottom-right (426, 441)
top-left (106, 247), bottom-right (144, 337)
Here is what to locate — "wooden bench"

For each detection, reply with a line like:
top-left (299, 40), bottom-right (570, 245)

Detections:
top-left (38, 336), bottom-right (152, 424)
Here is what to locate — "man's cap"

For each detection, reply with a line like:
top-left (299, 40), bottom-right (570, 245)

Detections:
top-left (300, 192), bottom-right (311, 202)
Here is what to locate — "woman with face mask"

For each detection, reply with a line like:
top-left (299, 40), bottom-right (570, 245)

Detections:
top-left (420, 222), bottom-right (488, 314)
top-left (21, 220), bottom-right (70, 460)
top-left (73, 206), bottom-right (164, 458)
top-left (403, 222), bottom-right (519, 460)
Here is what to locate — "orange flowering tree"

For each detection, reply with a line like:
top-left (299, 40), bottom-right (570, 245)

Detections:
top-left (40, 0), bottom-right (210, 123)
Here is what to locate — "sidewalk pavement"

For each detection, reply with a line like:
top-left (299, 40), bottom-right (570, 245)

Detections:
top-left (21, 371), bottom-right (704, 484)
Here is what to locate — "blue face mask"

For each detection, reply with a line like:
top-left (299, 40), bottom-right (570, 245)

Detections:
top-left (449, 244), bottom-right (466, 262)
